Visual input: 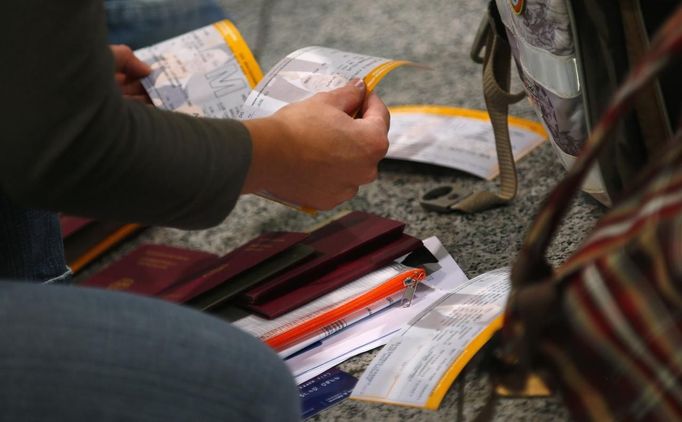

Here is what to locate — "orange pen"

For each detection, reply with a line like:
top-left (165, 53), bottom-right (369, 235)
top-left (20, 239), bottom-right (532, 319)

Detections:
top-left (265, 267), bottom-right (426, 352)
top-left (70, 224), bottom-right (144, 273)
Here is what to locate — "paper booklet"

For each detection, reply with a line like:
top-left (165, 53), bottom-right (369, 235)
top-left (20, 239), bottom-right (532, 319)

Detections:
top-left (386, 105), bottom-right (547, 180)
top-left (135, 19), bottom-right (418, 211)
top-left (350, 267), bottom-right (510, 410)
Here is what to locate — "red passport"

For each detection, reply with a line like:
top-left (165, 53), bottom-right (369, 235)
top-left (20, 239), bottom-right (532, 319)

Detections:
top-left (60, 214), bottom-right (145, 273)
top-left (82, 244), bottom-right (220, 295)
top-left (59, 216), bottom-right (95, 238)
top-left (243, 234), bottom-right (423, 318)
top-left (241, 211), bottom-right (406, 305)
top-left (159, 232), bottom-right (309, 303)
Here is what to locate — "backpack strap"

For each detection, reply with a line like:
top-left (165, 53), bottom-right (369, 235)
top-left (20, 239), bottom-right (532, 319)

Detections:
top-left (618, 0), bottom-right (673, 152)
top-left (458, 3), bottom-right (525, 213)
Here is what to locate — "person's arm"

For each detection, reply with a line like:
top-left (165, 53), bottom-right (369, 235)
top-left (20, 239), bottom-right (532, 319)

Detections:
top-left (1, 1), bottom-right (389, 229)
top-left (242, 84), bottom-right (389, 210)
top-left (2, 1), bottom-right (254, 229)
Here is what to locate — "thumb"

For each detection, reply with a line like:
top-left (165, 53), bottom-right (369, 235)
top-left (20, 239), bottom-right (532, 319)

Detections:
top-left (111, 45), bottom-right (151, 78)
top-left (313, 79), bottom-right (366, 115)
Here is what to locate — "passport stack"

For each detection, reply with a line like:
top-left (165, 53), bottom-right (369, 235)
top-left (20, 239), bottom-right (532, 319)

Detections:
top-left (81, 211), bottom-right (423, 319)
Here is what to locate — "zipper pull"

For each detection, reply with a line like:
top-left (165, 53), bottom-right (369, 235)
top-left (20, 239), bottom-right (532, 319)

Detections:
top-left (401, 269), bottom-right (425, 307)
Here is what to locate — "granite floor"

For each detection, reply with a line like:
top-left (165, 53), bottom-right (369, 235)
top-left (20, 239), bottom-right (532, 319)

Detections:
top-left (81, 0), bottom-right (607, 420)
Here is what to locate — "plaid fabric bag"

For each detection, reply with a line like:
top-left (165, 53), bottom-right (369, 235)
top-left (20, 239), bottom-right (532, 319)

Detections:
top-left (493, 7), bottom-right (682, 421)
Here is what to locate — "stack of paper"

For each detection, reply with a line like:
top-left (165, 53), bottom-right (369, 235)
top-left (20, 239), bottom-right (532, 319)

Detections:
top-left (220, 264), bottom-right (425, 358)
top-left (130, 20), bottom-right (523, 409)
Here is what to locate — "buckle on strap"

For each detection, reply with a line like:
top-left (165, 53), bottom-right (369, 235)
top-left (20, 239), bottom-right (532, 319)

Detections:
top-left (470, 13), bottom-right (491, 64)
top-left (419, 184), bottom-right (472, 213)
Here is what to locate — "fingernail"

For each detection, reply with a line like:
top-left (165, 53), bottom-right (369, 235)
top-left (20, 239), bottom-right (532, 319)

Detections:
top-left (350, 78), bottom-right (365, 89)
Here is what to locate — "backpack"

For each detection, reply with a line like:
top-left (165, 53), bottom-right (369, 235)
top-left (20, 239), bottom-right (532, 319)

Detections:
top-left (488, 6), bottom-right (682, 420)
top-left (465, 0), bottom-right (680, 212)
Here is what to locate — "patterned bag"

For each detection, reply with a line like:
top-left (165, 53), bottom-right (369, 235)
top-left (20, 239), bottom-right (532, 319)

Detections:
top-left (467, 0), bottom-right (679, 211)
top-left (492, 6), bottom-right (682, 420)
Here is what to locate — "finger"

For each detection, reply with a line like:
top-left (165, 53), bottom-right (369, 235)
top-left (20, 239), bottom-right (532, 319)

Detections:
top-left (111, 45), bottom-right (133, 72)
top-left (124, 94), bottom-right (153, 105)
top-left (121, 81), bottom-right (148, 96)
top-left (311, 79), bottom-right (366, 115)
top-left (110, 45), bottom-right (151, 78)
top-left (359, 92), bottom-right (390, 131)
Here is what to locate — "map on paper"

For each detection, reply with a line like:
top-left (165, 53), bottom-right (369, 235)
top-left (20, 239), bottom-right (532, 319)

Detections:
top-left (350, 267), bottom-right (510, 410)
top-left (386, 106), bottom-right (547, 180)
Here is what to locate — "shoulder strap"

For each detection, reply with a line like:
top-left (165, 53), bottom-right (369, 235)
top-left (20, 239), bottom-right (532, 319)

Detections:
top-left (458, 3), bottom-right (525, 213)
top-left (618, 0), bottom-right (673, 151)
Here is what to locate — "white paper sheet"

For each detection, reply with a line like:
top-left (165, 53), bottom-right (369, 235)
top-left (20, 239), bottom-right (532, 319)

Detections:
top-left (220, 263), bottom-right (408, 340)
top-left (285, 236), bottom-right (469, 384)
top-left (239, 46), bottom-right (392, 119)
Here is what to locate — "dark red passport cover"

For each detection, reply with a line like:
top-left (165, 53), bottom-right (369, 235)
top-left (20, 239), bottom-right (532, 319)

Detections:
top-left (159, 232), bottom-right (309, 303)
top-left (241, 211), bottom-right (406, 305)
top-left (59, 216), bottom-right (95, 238)
top-left (82, 244), bottom-right (219, 295)
top-left (244, 234), bottom-right (422, 318)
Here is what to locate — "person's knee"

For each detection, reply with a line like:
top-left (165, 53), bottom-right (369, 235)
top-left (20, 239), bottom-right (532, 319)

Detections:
top-left (206, 325), bottom-right (302, 421)
top-left (0, 283), bottom-right (301, 421)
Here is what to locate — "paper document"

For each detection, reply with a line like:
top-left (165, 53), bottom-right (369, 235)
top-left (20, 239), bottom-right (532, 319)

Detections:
top-left (386, 105), bottom-right (547, 179)
top-left (220, 263), bottom-right (414, 352)
top-left (350, 267), bottom-right (510, 409)
top-left (137, 20), bottom-right (415, 122)
top-left (240, 46), bottom-right (414, 119)
top-left (136, 20), bottom-right (261, 119)
top-left (265, 268), bottom-right (424, 354)
top-left (285, 236), bottom-right (469, 384)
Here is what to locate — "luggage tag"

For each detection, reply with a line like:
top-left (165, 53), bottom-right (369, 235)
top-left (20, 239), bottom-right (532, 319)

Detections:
top-left (419, 184), bottom-right (472, 213)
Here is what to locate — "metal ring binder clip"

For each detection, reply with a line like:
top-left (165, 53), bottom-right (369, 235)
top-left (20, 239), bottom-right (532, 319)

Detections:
top-left (419, 184), bottom-right (471, 213)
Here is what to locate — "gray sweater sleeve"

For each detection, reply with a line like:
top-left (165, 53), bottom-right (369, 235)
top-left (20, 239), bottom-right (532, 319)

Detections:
top-left (0, 1), bottom-right (252, 230)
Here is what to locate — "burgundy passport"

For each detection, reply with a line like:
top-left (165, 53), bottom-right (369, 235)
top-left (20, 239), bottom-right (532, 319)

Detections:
top-left (244, 233), bottom-right (423, 318)
top-left (59, 216), bottom-right (95, 238)
top-left (82, 244), bottom-right (220, 295)
top-left (241, 211), bottom-right (406, 305)
top-left (159, 232), bottom-right (309, 303)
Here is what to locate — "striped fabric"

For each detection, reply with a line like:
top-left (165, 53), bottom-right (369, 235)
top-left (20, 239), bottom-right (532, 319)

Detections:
top-left (497, 5), bottom-right (682, 421)
top-left (542, 140), bottom-right (682, 421)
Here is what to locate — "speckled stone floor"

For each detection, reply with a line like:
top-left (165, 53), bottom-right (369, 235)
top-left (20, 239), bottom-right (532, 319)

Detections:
top-left (79, 0), bottom-right (607, 419)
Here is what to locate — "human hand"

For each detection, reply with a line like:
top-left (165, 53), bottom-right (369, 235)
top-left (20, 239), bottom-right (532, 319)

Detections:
top-left (110, 45), bottom-right (152, 104)
top-left (242, 80), bottom-right (390, 210)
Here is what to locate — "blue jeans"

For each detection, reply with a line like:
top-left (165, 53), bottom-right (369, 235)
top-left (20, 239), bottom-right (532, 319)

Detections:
top-left (0, 281), bottom-right (301, 421)
top-left (0, 199), bottom-right (300, 420)
top-left (0, 193), bottom-right (70, 283)
top-left (105, 0), bottom-right (228, 49)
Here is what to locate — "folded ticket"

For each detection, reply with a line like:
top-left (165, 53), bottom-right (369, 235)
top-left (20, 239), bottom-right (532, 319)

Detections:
top-left (136, 19), bottom-right (417, 121)
top-left (350, 268), bottom-right (511, 410)
top-left (386, 105), bottom-right (547, 180)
